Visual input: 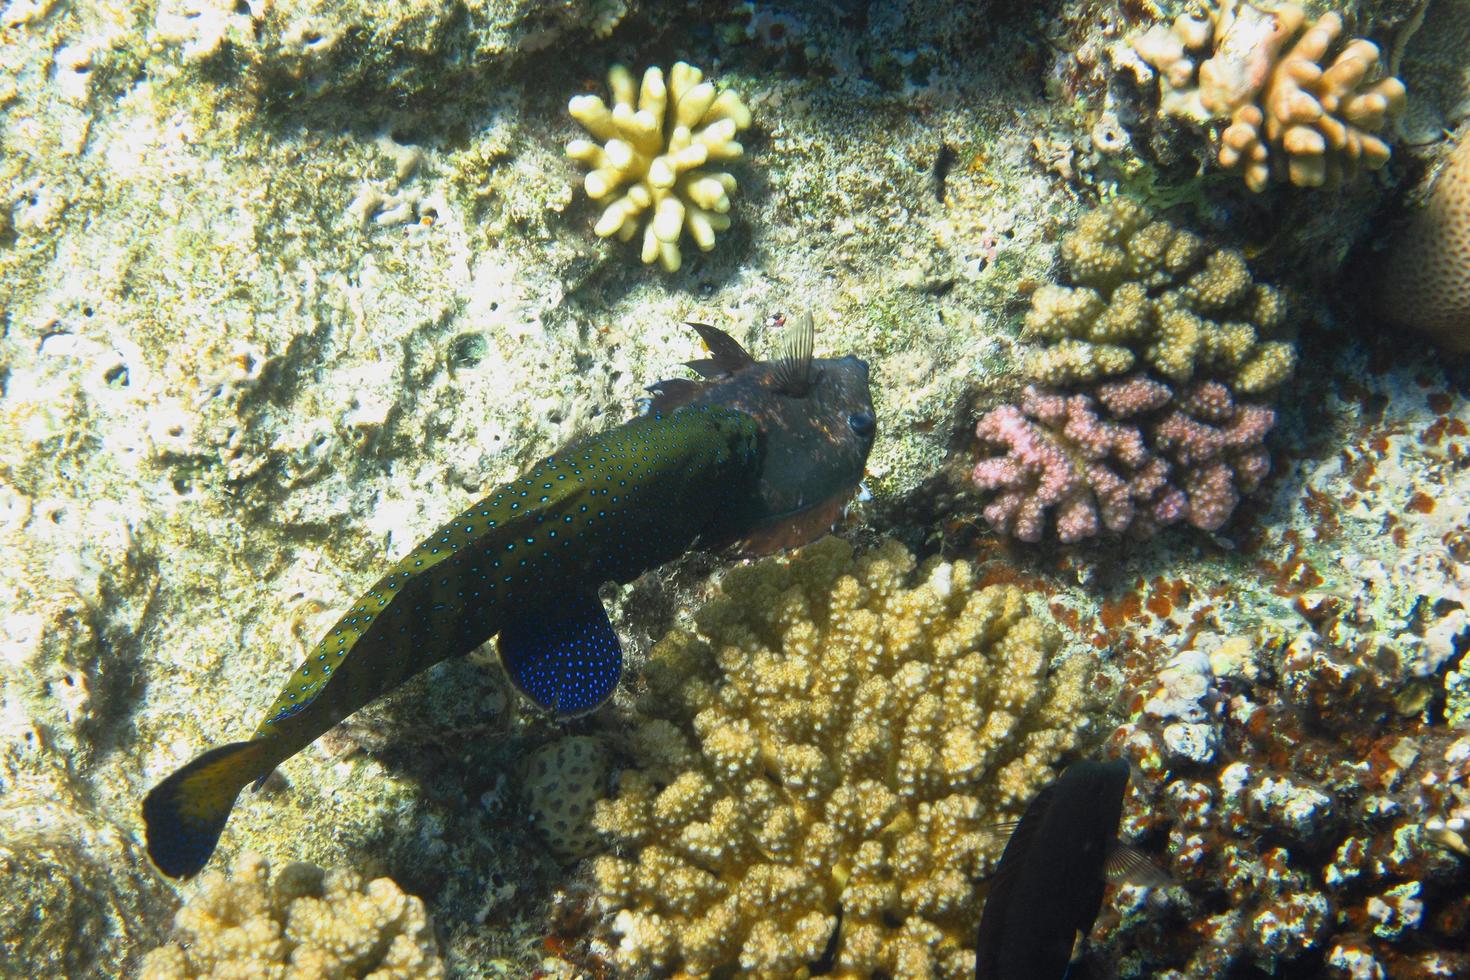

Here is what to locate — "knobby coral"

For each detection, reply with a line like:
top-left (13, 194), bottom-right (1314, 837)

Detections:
top-left (972, 200), bottom-right (1288, 542)
top-left (1132, 2), bottom-right (1405, 191)
top-left (567, 62), bottom-right (752, 272)
top-left (1373, 136), bottom-right (1470, 352)
top-left (590, 536), bottom-right (1096, 979)
top-left (972, 378), bottom-right (1274, 543)
top-left (1025, 199), bottom-right (1294, 395)
top-left (139, 852), bottom-right (443, 979)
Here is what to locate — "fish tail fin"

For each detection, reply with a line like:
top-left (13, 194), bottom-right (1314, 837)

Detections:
top-left (141, 738), bottom-right (277, 879)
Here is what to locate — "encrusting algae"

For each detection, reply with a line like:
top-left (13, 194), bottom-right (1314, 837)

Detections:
top-left (590, 535), bottom-right (1097, 978)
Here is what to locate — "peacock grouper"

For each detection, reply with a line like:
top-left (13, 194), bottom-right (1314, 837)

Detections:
top-left (142, 312), bottom-right (876, 879)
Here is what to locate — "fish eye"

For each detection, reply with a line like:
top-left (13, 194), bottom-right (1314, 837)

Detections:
top-left (847, 411), bottom-right (876, 438)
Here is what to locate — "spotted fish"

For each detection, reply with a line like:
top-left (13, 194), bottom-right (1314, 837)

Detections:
top-left (142, 313), bottom-right (876, 879)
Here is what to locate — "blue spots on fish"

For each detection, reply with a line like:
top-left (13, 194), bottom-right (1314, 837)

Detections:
top-left (498, 592), bottom-right (622, 720)
top-left (150, 403), bottom-right (768, 880)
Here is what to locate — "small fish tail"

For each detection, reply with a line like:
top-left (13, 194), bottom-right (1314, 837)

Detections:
top-left (142, 738), bottom-right (277, 879)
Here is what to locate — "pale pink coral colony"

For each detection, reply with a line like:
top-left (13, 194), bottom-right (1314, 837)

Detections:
top-left (973, 379), bottom-right (1275, 543)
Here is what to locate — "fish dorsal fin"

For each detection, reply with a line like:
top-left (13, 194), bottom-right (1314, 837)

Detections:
top-left (642, 378), bottom-right (705, 413)
top-left (497, 593), bottom-right (622, 720)
top-left (685, 322), bottom-right (756, 377)
top-left (1104, 841), bottom-right (1172, 888)
top-left (771, 310), bottom-right (815, 396)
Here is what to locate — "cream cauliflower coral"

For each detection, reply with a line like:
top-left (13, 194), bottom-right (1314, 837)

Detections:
top-left (591, 536), bottom-right (1096, 979)
top-left (1131, 2), bottom-right (1405, 191)
top-left (567, 62), bottom-right (752, 272)
top-left (139, 851), bottom-right (443, 979)
top-left (1026, 198), bottom-right (1295, 396)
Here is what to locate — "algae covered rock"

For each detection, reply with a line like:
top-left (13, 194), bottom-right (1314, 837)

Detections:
top-left (0, 784), bottom-right (172, 978)
top-left (153, 0), bottom-right (638, 103)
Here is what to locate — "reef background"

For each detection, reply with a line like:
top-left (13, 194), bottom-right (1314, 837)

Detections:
top-left (1, 0), bottom-right (1466, 977)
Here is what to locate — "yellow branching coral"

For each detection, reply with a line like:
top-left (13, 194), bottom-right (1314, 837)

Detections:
top-left (567, 62), bottom-right (752, 272)
top-left (1026, 198), bottom-right (1295, 395)
top-left (1132, 2), bottom-right (1405, 191)
top-left (140, 852), bottom-right (443, 979)
top-left (592, 536), bottom-right (1096, 979)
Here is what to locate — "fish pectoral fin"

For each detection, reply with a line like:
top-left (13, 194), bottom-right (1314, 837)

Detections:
top-left (142, 738), bottom-right (278, 879)
top-left (973, 819), bottom-right (1022, 855)
top-left (251, 766), bottom-right (279, 792)
top-left (497, 592), bottom-right (623, 721)
top-left (1104, 840), bottom-right (1173, 888)
top-left (643, 377), bottom-right (706, 413)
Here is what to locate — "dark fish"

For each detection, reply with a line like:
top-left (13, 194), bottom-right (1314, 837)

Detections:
top-left (975, 759), bottom-right (1163, 980)
top-left (143, 314), bottom-right (875, 879)
top-left (933, 141), bottom-right (956, 203)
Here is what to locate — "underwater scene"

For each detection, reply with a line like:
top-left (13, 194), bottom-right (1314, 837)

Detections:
top-left (1, 0), bottom-right (1468, 977)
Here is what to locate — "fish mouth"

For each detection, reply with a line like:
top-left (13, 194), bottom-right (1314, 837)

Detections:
top-left (727, 483), bottom-right (862, 556)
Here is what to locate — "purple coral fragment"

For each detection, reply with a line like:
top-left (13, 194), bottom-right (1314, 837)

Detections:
top-left (972, 376), bottom-right (1275, 542)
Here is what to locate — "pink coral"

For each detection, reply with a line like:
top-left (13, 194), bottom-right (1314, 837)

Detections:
top-left (971, 377), bottom-right (1276, 542)
top-left (972, 403), bottom-right (1087, 542)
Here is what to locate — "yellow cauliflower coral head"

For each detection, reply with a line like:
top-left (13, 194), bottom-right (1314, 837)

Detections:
top-left (1025, 199), bottom-right (1295, 394)
top-left (592, 536), bottom-right (1098, 979)
top-left (139, 851), bottom-right (443, 979)
top-left (567, 62), bottom-right (751, 272)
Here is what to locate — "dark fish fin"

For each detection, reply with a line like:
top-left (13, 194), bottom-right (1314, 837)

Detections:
top-left (142, 738), bottom-right (278, 879)
top-left (987, 783), bottom-right (1054, 876)
top-left (974, 819), bottom-right (1022, 857)
top-left (644, 378), bottom-right (706, 413)
top-left (686, 322), bottom-right (756, 376)
top-left (771, 310), bottom-right (815, 396)
top-left (498, 593), bottom-right (622, 720)
top-left (1104, 840), bottom-right (1172, 887)
top-left (684, 358), bottom-right (726, 379)
top-left (725, 494), bottom-right (851, 556)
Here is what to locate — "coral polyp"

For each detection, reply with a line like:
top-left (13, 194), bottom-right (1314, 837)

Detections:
top-left (567, 62), bottom-right (752, 272)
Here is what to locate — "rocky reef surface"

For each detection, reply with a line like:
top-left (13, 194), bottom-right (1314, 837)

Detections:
top-left (1, 0), bottom-right (1466, 977)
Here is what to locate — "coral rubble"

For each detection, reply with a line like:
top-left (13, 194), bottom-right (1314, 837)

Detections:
top-left (139, 851), bottom-right (444, 979)
top-left (971, 200), bottom-right (1290, 542)
top-left (1132, 2), bottom-right (1406, 191)
top-left (1373, 135), bottom-right (1470, 352)
top-left (567, 62), bottom-right (752, 272)
top-left (590, 536), bottom-right (1097, 978)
